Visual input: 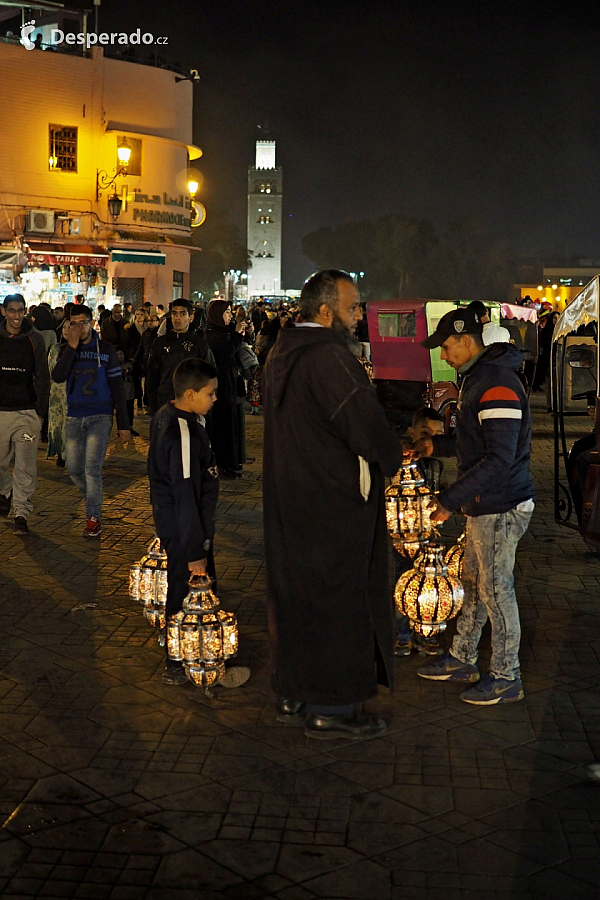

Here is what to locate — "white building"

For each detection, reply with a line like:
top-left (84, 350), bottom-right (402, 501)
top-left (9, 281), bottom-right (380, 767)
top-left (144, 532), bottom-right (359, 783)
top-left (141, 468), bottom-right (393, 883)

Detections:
top-left (247, 140), bottom-right (282, 297)
top-left (0, 16), bottom-right (201, 310)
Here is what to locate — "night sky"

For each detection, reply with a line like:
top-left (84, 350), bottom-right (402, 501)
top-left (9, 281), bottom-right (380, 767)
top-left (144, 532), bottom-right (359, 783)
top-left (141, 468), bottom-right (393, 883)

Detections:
top-left (56, 2), bottom-right (600, 286)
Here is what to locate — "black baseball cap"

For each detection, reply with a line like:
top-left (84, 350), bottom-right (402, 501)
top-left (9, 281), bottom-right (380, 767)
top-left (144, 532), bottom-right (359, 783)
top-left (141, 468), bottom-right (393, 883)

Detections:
top-left (421, 307), bottom-right (483, 349)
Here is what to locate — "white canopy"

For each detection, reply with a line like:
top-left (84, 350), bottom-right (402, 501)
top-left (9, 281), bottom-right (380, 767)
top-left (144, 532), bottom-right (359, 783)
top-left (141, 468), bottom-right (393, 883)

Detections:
top-left (553, 275), bottom-right (599, 342)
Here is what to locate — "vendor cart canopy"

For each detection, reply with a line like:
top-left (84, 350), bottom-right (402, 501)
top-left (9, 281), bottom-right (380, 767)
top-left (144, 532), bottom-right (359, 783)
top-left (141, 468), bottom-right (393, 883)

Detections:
top-left (500, 303), bottom-right (537, 323)
top-left (553, 275), bottom-right (599, 341)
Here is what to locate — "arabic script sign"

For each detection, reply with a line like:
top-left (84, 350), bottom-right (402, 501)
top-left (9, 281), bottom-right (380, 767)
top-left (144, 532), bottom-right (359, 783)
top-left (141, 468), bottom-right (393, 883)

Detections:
top-left (131, 191), bottom-right (192, 229)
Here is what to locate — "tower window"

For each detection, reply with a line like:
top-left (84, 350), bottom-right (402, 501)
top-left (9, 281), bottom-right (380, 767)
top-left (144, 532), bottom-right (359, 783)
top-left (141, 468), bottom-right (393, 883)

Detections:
top-left (258, 215), bottom-right (273, 224)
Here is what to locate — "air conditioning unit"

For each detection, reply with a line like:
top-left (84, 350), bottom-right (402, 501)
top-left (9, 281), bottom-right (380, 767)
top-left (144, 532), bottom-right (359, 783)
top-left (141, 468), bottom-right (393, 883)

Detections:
top-left (25, 209), bottom-right (55, 234)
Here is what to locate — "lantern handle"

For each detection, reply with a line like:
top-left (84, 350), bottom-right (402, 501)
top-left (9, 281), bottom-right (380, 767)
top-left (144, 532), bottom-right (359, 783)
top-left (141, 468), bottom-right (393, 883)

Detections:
top-left (188, 574), bottom-right (214, 589)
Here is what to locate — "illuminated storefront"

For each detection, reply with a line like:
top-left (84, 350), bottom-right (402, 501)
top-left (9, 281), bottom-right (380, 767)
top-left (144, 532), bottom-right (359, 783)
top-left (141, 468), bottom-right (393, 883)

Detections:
top-left (0, 30), bottom-right (202, 310)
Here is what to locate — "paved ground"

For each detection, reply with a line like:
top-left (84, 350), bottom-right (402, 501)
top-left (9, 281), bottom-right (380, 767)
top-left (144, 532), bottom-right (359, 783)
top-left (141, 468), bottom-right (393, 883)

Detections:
top-left (2, 398), bottom-right (600, 899)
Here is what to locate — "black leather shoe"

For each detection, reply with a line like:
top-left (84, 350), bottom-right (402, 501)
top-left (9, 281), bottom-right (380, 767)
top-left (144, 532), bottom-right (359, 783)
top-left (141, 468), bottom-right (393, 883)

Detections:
top-left (304, 712), bottom-right (387, 741)
top-left (276, 697), bottom-right (306, 725)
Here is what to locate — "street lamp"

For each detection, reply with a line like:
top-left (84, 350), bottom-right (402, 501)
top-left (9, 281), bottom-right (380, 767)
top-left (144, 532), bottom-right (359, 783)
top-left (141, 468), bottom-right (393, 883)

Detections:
top-left (107, 193), bottom-right (123, 220)
top-left (96, 137), bottom-right (131, 201)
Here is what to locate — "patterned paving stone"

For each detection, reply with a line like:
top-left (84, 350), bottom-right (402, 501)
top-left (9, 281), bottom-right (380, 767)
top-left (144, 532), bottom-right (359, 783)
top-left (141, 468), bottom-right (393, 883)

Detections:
top-left (1, 400), bottom-right (600, 896)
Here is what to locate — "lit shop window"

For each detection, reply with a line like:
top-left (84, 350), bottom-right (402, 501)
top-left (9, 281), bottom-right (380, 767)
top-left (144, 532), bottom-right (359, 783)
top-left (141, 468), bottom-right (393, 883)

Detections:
top-left (49, 124), bottom-right (77, 172)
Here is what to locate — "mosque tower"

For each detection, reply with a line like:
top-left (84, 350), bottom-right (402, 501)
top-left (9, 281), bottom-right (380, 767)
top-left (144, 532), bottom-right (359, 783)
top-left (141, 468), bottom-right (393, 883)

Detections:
top-left (247, 134), bottom-right (282, 297)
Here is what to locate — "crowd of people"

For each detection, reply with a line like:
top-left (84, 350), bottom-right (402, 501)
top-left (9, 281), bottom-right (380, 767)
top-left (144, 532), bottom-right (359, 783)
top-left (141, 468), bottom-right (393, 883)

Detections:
top-left (0, 277), bottom-right (535, 735)
top-left (0, 292), bottom-right (298, 537)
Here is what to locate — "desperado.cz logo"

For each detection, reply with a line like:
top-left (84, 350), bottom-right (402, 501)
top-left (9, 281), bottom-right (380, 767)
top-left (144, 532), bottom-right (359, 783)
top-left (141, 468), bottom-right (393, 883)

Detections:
top-left (21, 20), bottom-right (168, 50)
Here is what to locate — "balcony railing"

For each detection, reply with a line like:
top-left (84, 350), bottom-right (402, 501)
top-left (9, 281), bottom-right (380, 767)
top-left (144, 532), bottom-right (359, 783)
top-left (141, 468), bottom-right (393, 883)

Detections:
top-left (0, 34), bottom-right (185, 73)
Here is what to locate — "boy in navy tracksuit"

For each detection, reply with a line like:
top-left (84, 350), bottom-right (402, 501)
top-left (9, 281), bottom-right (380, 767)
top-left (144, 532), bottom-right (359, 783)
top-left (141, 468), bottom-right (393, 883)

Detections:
top-left (147, 357), bottom-right (220, 684)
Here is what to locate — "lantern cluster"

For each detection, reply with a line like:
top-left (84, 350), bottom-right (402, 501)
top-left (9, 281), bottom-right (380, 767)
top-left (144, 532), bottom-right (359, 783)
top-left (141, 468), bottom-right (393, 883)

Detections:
top-left (385, 459), bottom-right (434, 558)
top-left (129, 538), bottom-right (240, 688)
top-left (167, 576), bottom-right (239, 687)
top-left (129, 536), bottom-right (168, 633)
top-left (395, 543), bottom-right (464, 637)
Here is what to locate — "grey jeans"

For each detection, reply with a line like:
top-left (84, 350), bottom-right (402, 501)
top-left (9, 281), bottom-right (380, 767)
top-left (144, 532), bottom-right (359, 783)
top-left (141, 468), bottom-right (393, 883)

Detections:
top-left (0, 409), bottom-right (41, 519)
top-left (451, 504), bottom-right (533, 680)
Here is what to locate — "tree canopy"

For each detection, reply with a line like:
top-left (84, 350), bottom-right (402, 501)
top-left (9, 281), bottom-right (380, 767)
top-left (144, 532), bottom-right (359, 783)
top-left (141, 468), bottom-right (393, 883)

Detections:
top-left (301, 214), bottom-right (513, 302)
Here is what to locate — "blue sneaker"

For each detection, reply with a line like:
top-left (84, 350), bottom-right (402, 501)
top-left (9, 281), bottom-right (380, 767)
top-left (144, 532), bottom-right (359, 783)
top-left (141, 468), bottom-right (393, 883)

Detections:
top-left (417, 652), bottom-right (480, 683)
top-left (394, 632), bottom-right (413, 657)
top-left (460, 673), bottom-right (524, 705)
top-left (413, 632), bottom-right (444, 656)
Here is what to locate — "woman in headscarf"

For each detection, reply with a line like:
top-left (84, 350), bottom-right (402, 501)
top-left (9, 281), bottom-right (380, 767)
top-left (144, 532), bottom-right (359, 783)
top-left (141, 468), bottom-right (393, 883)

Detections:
top-left (205, 298), bottom-right (246, 478)
top-left (125, 306), bottom-right (148, 412)
top-left (47, 318), bottom-right (69, 467)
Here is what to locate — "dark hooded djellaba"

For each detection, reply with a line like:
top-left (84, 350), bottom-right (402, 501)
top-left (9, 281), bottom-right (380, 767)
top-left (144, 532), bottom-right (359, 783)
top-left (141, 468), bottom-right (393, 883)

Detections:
top-left (262, 269), bottom-right (403, 740)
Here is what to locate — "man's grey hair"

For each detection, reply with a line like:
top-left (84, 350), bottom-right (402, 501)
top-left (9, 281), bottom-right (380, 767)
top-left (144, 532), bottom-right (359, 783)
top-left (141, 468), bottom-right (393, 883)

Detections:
top-left (299, 269), bottom-right (355, 321)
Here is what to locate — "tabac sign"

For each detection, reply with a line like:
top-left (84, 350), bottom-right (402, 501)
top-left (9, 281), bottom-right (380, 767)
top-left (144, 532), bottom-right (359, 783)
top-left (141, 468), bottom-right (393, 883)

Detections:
top-left (27, 252), bottom-right (109, 266)
top-left (132, 191), bottom-right (191, 228)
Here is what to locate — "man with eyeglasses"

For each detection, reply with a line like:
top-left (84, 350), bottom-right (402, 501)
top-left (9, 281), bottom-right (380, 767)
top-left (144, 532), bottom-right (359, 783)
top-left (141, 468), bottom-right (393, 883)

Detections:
top-left (0, 294), bottom-right (50, 535)
top-left (145, 299), bottom-right (215, 415)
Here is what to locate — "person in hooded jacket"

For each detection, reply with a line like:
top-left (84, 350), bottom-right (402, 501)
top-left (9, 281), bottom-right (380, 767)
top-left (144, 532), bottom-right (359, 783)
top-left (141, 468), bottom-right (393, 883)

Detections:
top-left (145, 299), bottom-right (215, 415)
top-left (262, 269), bottom-right (402, 740)
top-left (413, 307), bottom-right (535, 706)
top-left (204, 298), bottom-right (246, 478)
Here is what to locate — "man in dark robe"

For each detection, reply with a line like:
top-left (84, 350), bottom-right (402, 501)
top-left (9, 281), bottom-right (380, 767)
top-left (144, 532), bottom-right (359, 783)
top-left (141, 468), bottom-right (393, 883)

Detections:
top-left (262, 269), bottom-right (402, 740)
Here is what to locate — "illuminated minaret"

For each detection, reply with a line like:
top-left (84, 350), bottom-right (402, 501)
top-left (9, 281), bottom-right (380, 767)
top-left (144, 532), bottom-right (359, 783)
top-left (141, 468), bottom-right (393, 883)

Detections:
top-left (247, 138), bottom-right (282, 296)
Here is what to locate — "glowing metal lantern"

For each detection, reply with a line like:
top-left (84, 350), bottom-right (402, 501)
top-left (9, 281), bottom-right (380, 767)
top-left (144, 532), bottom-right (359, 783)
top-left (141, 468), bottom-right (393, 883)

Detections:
top-left (445, 533), bottom-right (466, 579)
top-left (385, 459), bottom-right (434, 558)
top-left (166, 575), bottom-right (239, 688)
top-left (129, 536), bottom-right (168, 631)
top-left (394, 544), bottom-right (464, 637)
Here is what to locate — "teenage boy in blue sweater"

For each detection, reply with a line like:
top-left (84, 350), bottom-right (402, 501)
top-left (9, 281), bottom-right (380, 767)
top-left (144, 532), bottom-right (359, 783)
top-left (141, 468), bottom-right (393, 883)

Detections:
top-left (52, 306), bottom-right (130, 538)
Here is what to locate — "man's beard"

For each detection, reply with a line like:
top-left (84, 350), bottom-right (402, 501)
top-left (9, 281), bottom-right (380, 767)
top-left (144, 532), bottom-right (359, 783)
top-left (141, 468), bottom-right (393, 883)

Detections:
top-left (331, 310), bottom-right (362, 355)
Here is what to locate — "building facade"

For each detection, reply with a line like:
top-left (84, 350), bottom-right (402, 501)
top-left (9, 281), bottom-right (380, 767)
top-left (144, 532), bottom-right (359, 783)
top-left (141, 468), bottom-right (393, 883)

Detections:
top-left (0, 35), bottom-right (201, 310)
top-left (247, 140), bottom-right (282, 297)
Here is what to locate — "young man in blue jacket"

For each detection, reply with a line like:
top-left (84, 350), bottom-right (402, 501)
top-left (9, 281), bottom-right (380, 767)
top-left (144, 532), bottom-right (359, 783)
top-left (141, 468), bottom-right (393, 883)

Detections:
top-left (52, 306), bottom-right (130, 538)
top-left (413, 307), bottom-right (535, 705)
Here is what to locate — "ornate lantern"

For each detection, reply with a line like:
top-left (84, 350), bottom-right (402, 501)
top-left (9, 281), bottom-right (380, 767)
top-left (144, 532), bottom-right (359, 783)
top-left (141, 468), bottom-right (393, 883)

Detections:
top-left (385, 459), bottom-right (434, 558)
top-left (166, 575), bottom-right (239, 688)
top-left (394, 543), bottom-right (464, 637)
top-left (129, 536), bottom-right (168, 632)
top-left (444, 533), bottom-right (466, 579)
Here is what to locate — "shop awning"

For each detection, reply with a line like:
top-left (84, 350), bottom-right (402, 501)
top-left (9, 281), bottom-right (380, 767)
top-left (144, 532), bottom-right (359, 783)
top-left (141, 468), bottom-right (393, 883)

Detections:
top-left (26, 244), bottom-right (109, 266)
top-left (0, 245), bottom-right (17, 267)
top-left (110, 249), bottom-right (166, 265)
